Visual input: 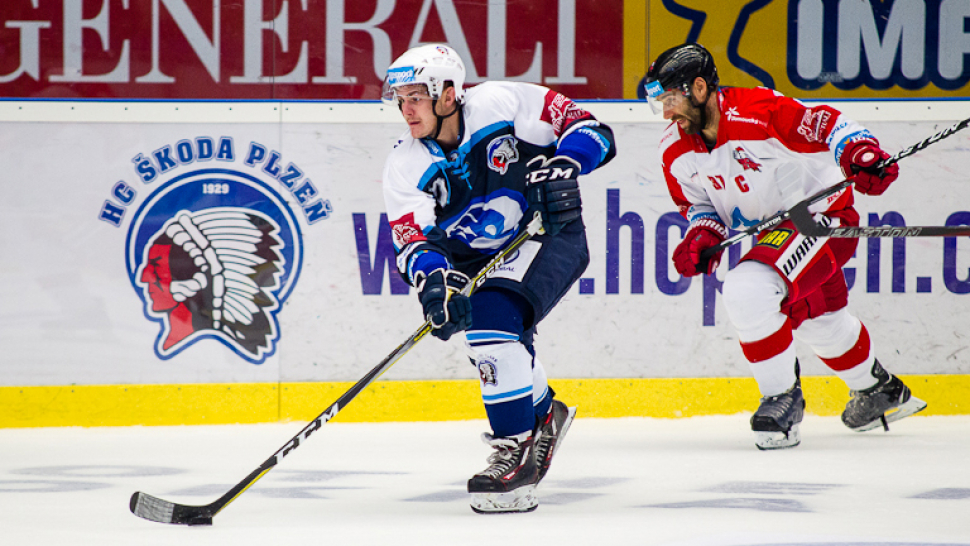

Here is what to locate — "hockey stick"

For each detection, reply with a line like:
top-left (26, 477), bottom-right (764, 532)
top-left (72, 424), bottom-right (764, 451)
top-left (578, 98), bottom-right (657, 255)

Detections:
top-left (699, 115), bottom-right (970, 257)
top-left (130, 212), bottom-right (546, 526)
top-left (789, 116), bottom-right (970, 237)
top-left (789, 191), bottom-right (970, 238)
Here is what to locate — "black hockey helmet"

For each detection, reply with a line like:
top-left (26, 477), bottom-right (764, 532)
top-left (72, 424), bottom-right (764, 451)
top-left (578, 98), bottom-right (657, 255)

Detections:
top-left (640, 43), bottom-right (719, 111)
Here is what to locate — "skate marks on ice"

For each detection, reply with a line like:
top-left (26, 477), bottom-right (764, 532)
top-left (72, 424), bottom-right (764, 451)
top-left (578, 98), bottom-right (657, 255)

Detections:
top-left (1, 416), bottom-right (969, 545)
top-left (404, 476), bottom-right (628, 505)
top-left (0, 467), bottom-right (404, 499)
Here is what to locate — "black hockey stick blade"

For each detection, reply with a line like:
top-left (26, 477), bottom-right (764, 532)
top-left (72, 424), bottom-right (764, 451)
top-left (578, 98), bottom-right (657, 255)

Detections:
top-left (789, 200), bottom-right (970, 238)
top-left (129, 212), bottom-right (545, 525)
top-left (130, 491), bottom-right (214, 526)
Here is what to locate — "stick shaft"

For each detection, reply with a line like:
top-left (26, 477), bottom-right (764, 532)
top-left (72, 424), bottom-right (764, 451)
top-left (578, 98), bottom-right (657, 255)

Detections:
top-left (131, 213), bottom-right (545, 524)
top-left (700, 116), bottom-right (970, 256)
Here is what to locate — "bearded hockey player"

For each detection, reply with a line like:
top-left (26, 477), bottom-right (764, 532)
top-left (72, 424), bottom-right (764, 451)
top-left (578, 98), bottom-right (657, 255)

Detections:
top-left (643, 43), bottom-right (926, 450)
top-left (380, 44), bottom-right (616, 511)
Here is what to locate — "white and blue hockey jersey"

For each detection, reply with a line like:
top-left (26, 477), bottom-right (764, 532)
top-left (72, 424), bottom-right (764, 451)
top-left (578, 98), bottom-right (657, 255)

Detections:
top-left (383, 81), bottom-right (616, 284)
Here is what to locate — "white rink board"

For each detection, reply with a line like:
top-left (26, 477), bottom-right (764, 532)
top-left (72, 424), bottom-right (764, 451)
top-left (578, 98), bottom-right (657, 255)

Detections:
top-left (0, 101), bottom-right (969, 386)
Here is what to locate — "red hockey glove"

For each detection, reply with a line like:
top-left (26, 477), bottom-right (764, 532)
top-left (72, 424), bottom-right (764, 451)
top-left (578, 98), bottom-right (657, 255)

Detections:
top-left (839, 139), bottom-right (899, 196)
top-left (673, 219), bottom-right (728, 277)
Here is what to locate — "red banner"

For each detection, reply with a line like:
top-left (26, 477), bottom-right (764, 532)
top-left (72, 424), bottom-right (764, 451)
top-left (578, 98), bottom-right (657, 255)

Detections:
top-left (0, 0), bottom-right (623, 99)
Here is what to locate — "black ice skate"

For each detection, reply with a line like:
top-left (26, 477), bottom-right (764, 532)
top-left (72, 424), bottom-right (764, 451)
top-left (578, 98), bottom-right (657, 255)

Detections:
top-left (468, 432), bottom-right (539, 514)
top-left (534, 399), bottom-right (577, 483)
top-left (842, 360), bottom-right (927, 432)
top-left (750, 370), bottom-right (805, 450)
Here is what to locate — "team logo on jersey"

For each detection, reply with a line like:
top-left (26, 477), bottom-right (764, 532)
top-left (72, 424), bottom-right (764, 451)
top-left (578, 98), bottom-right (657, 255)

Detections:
top-left (442, 190), bottom-right (528, 251)
top-left (733, 147), bottom-right (762, 171)
top-left (390, 212), bottom-right (425, 247)
top-left (797, 109), bottom-right (832, 143)
top-left (478, 361), bottom-right (498, 386)
top-left (541, 90), bottom-right (589, 135)
top-left (757, 228), bottom-right (793, 249)
top-left (486, 135), bottom-right (519, 174)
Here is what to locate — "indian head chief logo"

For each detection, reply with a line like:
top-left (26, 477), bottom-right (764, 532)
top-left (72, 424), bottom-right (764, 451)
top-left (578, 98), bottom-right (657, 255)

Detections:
top-left (125, 168), bottom-right (304, 364)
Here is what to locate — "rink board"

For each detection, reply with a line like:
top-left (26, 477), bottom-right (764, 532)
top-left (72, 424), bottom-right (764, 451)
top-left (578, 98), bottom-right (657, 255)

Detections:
top-left (1, 100), bottom-right (969, 426)
top-left (1, 374), bottom-right (967, 428)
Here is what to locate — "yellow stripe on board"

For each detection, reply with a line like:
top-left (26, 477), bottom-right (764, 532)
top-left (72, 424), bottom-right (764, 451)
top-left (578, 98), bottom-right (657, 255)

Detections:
top-left (1, 376), bottom-right (967, 428)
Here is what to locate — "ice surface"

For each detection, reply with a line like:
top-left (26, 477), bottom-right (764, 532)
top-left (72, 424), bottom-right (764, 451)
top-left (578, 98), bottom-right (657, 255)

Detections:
top-left (1, 415), bottom-right (969, 546)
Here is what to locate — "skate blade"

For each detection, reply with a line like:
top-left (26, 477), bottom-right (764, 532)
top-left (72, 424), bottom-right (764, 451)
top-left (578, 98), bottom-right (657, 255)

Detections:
top-left (550, 406), bottom-right (577, 460)
top-left (470, 486), bottom-right (538, 514)
top-left (754, 424), bottom-right (801, 450)
top-left (851, 396), bottom-right (928, 432)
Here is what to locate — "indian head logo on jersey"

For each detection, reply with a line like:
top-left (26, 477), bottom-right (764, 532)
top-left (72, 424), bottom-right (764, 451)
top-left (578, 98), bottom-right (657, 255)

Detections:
top-left (126, 168), bottom-right (304, 364)
top-left (733, 147), bottom-right (762, 172)
top-left (486, 135), bottom-right (519, 174)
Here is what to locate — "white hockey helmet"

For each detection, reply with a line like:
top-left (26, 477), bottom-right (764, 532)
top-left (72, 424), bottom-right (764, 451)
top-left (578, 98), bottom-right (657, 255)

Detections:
top-left (381, 44), bottom-right (466, 104)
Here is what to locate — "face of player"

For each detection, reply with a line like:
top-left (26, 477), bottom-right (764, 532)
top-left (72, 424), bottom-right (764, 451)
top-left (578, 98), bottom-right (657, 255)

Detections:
top-left (140, 244), bottom-right (178, 312)
top-left (392, 84), bottom-right (435, 139)
top-left (661, 87), bottom-right (704, 134)
top-left (395, 84), bottom-right (458, 140)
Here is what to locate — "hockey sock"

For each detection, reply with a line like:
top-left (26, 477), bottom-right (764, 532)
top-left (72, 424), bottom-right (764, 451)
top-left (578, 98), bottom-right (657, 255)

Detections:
top-left (467, 290), bottom-right (543, 438)
top-left (796, 309), bottom-right (878, 390)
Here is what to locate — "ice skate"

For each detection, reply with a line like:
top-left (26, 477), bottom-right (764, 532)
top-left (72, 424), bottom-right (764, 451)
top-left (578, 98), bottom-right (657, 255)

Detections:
top-left (750, 374), bottom-right (805, 450)
top-left (842, 360), bottom-right (927, 432)
top-left (468, 432), bottom-right (539, 514)
top-left (534, 399), bottom-right (576, 483)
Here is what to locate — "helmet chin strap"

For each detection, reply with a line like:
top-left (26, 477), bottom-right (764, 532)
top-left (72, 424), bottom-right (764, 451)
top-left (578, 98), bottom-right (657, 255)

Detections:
top-left (429, 98), bottom-right (461, 141)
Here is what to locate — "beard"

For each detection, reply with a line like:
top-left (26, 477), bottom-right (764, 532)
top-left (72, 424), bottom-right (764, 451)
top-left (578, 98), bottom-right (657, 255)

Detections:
top-left (672, 102), bottom-right (705, 135)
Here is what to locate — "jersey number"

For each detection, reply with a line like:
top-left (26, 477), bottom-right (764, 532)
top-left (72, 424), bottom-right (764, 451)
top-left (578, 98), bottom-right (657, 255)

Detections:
top-left (708, 175), bottom-right (750, 193)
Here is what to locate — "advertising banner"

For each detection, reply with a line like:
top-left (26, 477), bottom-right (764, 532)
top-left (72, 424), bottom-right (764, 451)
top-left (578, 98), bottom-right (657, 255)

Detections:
top-left (6, 1), bottom-right (968, 100)
top-left (631, 0), bottom-right (970, 99)
top-left (1, 106), bottom-right (968, 387)
top-left (0, 0), bottom-right (622, 99)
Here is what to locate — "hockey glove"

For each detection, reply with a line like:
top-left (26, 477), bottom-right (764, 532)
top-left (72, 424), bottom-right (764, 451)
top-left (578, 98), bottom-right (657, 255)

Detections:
top-left (416, 269), bottom-right (472, 341)
top-left (526, 155), bottom-right (582, 236)
top-left (673, 219), bottom-right (728, 277)
top-left (839, 139), bottom-right (899, 196)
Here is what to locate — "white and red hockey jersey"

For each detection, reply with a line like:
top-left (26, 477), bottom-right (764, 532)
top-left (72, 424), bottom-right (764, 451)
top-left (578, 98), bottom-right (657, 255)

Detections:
top-left (659, 86), bottom-right (874, 229)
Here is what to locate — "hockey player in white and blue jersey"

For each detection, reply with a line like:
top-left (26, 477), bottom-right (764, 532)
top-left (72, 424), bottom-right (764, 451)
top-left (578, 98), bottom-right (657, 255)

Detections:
top-left (381, 44), bottom-right (616, 514)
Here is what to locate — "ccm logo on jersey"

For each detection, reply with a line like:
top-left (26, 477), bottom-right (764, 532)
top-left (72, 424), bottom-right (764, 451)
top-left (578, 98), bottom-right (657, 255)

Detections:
top-left (526, 164), bottom-right (576, 184)
top-left (757, 228), bottom-right (793, 248)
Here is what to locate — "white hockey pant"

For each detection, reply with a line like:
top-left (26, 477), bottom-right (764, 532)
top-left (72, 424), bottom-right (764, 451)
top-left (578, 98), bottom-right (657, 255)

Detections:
top-left (723, 261), bottom-right (879, 394)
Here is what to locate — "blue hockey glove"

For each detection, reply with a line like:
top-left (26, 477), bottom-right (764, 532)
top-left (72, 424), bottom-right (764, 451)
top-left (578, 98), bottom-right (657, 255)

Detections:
top-left (526, 155), bottom-right (582, 236)
top-left (416, 269), bottom-right (472, 341)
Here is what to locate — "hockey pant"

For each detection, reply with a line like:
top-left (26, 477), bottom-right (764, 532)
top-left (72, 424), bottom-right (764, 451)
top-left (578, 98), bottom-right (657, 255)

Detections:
top-left (721, 211), bottom-right (881, 396)
top-left (465, 289), bottom-right (553, 438)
